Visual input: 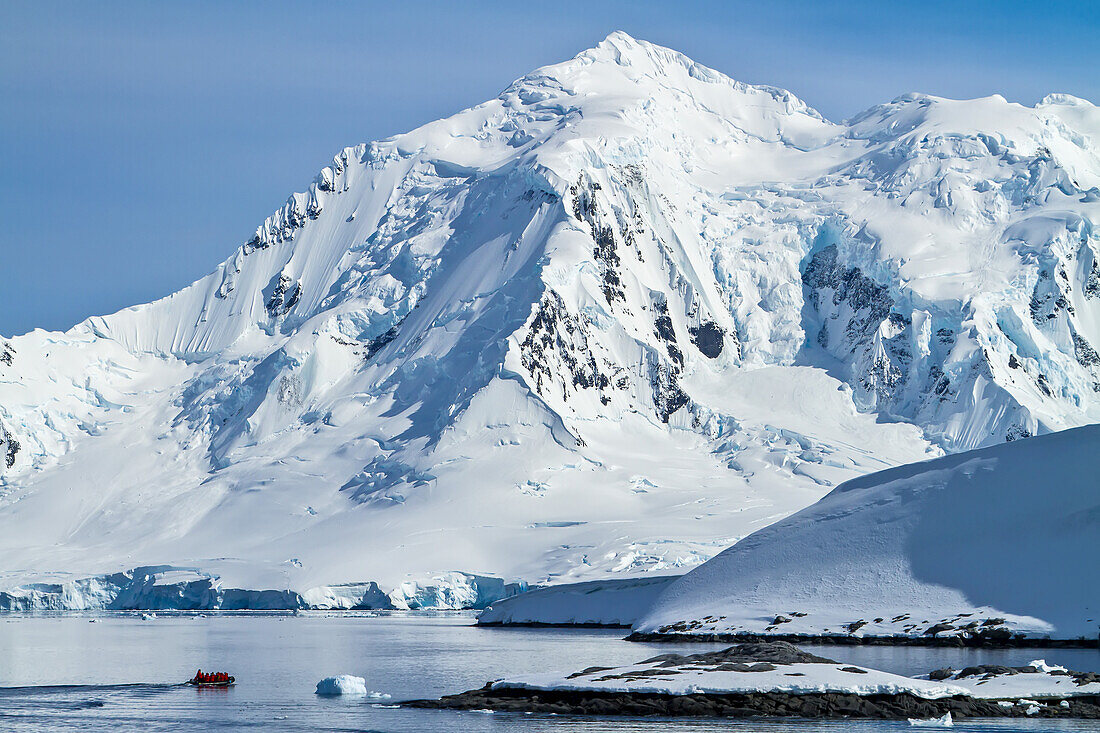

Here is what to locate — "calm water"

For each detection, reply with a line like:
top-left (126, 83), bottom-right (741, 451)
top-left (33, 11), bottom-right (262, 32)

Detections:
top-left (0, 612), bottom-right (1097, 732)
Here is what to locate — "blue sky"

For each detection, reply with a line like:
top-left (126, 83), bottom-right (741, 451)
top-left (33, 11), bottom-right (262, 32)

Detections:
top-left (2, 0), bottom-right (1097, 336)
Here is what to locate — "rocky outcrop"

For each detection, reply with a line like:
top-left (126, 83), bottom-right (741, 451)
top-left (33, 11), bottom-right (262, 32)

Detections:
top-left (0, 422), bottom-right (19, 469)
top-left (265, 273), bottom-right (302, 318)
top-left (405, 642), bottom-right (1100, 718)
top-left (406, 686), bottom-right (1100, 719)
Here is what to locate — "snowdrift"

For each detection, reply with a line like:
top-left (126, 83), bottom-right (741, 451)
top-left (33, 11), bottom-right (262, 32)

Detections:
top-left (636, 426), bottom-right (1100, 641)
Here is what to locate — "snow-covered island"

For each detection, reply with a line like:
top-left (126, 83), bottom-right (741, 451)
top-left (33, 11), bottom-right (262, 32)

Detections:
top-left (631, 425), bottom-right (1100, 645)
top-left (405, 642), bottom-right (1100, 719)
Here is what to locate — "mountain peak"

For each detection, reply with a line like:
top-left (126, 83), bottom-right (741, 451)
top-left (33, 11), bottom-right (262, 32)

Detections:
top-left (574, 30), bottom-right (740, 86)
top-left (497, 31), bottom-right (828, 143)
top-left (594, 29), bottom-right (641, 53)
top-left (586, 30), bottom-right (668, 65)
top-left (0, 33), bottom-right (1097, 611)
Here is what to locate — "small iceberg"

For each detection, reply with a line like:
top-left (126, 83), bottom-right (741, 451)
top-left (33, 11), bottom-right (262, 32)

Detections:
top-left (315, 675), bottom-right (367, 696)
top-left (908, 712), bottom-right (953, 727)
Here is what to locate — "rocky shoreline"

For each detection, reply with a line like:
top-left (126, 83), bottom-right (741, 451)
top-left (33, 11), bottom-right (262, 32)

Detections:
top-left (405, 686), bottom-right (1100, 719)
top-left (625, 631), bottom-right (1100, 648)
top-left (403, 642), bottom-right (1100, 720)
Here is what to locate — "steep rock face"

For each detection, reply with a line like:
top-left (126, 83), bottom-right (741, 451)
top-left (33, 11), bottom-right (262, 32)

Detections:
top-left (0, 33), bottom-right (1096, 599)
top-left (0, 422), bottom-right (18, 469)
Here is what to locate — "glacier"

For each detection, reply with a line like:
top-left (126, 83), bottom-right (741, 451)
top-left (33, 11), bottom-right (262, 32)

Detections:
top-left (0, 32), bottom-right (1097, 608)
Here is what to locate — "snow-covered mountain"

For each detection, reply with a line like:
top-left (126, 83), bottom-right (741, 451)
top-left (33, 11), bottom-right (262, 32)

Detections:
top-left (635, 424), bottom-right (1100, 642)
top-left (1, 32), bottom-right (1098, 607)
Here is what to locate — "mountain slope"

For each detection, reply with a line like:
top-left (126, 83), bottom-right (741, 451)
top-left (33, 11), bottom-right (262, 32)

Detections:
top-left (635, 425), bottom-right (1100, 641)
top-left (0, 33), bottom-right (1097, 606)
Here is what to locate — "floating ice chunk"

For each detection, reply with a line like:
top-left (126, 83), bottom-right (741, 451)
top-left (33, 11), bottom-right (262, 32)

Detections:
top-left (908, 712), bottom-right (953, 727)
top-left (315, 675), bottom-right (368, 696)
top-left (140, 612), bottom-right (156, 620)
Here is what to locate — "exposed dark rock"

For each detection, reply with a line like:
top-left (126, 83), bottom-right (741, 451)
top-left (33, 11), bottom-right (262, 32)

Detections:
top-left (567, 666), bottom-right (615, 679)
top-left (650, 363), bottom-right (689, 422)
top-left (1073, 331), bottom-right (1100, 367)
top-left (1030, 268), bottom-right (1071, 327)
top-left (929, 365), bottom-right (954, 401)
top-left (653, 300), bottom-right (676, 342)
top-left (803, 244), bottom-right (893, 347)
top-left (1085, 259), bottom-right (1100, 300)
top-left (651, 299), bottom-right (684, 367)
top-left (519, 291), bottom-right (615, 404)
top-left (0, 423), bottom-right (19, 469)
top-left (571, 177), bottom-right (625, 304)
top-left (366, 327), bottom-right (399, 359)
top-left (925, 623), bottom-right (955, 636)
top-left (265, 274), bottom-right (302, 318)
top-left (803, 242), bottom-right (906, 405)
top-left (689, 321), bottom-right (725, 358)
top-left (0, 341), bottom-right (13, 366)
top-left (928, 668), bottom-right (955, 681)
top-left (956, 665), bottom-right (1026, 679)
top-left (640, 642), bottom-right (836, 667)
